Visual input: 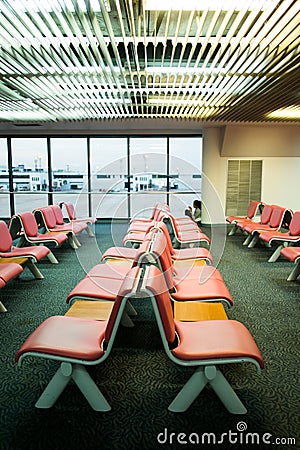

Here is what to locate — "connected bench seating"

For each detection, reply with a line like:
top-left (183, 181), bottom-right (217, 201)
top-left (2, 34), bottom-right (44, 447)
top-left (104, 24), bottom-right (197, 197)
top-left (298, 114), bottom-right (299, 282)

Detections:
top-left (279, 246), bottom-right (300, 281)
top-left (0, 262), bottom-right (24, 312)
top-left (66, 240), bottom-right (151, 325)
top-left (241, 205), bottom-right (289, 248)
top-left (141, 265), bottom-right (264, 414)
top-left (9, 212), bottom-right (69, 263)
top-left (103, 221), bottom-right (213, 265)
top-left (226, 200), bottom-right (262, 236)
top-left (15, 267), bottom-right (142, 411)
top-left (146, 229), bottom-right (233, 307)
top-left (236, 204), bottom-right (274, 240)
top-left (259, 211), bottom-right (300, 262)
top-left (33, 206), bottom-right (85, 249)
top-left (60, 201), bottom-right (96, 237)
top-left (0, 220), bottom-right (50, 280)
top-left (61, 201), bottom-right (96, 226)
top-left (16, 261), bottom-right (264, 414)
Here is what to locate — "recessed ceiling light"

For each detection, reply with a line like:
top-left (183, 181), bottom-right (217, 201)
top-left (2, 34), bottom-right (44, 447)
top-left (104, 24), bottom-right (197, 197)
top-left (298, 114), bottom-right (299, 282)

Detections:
top-left (266, 106), bottom-right (300, 120)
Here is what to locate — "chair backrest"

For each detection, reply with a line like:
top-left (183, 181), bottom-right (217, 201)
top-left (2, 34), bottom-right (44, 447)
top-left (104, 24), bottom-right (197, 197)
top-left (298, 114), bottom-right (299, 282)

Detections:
top-left (64, 202), bottom-right (76, 220)
top-left (36, 207), bottom-right (57, 229)
top-left (104, 266), bottom-right (142, 343)
top-left (154, 221), bottom-right (174, 255)
top-left (260, 204), bottom-right (274, 224)
top-left (142, 265), bottom-right (176, 345)
top-left (247, 201), bottom-right (261, 219)
top-left (289, 211), bottom-right (300, 236)
top-left (0, 220), bottom-right (12, 252)
top-left (149, 231), bottom-right (175, 291)
top-left (51, 205), bottom-right (65, 225)
top-left (268, 206), bottom-right (286, 228)
top-left (18, 212), bottom-right (39, 237)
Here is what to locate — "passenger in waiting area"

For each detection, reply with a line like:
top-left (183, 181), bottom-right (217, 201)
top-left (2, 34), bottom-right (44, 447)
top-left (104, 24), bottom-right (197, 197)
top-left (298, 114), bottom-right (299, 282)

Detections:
top-left (185, 199), bottom-right (202, 226)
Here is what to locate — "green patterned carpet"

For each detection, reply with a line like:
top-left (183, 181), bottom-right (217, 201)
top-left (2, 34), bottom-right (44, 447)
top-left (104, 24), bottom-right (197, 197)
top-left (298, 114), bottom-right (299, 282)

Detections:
top-left (0, 223), bottom-right (299, 450)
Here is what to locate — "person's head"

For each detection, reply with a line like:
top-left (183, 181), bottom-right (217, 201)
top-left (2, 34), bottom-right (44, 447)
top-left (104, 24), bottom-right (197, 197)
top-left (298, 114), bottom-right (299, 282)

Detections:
top-left (193, 200), bottom-right (202, 210)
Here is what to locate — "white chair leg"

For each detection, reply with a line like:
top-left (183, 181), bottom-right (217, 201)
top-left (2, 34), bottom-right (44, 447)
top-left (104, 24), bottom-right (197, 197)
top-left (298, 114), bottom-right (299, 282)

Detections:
top-left (0, 301), bottom-right (7, 313)
top-left (68, 235), bottom-right (79, 249)
top-left (26, 260), bottom-right (44, 279)
top-left (72, 364), bottom-right (111, 411)
top-left (228, 224), bottom-right (238, 236)
top-left (168, 367), bottom-right (208, 412)
top-left (35, 362), bottom-right (72, 408)
top-left (47, 250), bottom-right (59, 264)
top-left (206, 366), bottom-right (247, 414)
top-left (73, 235), bottom-right (81, 247)
top-left (287, 262), bottom-right (300, 281)
top-left (248, 234), bottom-right (259, 248)
top-left (242, 234), bottom-right (252, 246)
top-left (86, 225), bottom-right (95, 237)
top-left (268, 244), bottom-right (284, 262)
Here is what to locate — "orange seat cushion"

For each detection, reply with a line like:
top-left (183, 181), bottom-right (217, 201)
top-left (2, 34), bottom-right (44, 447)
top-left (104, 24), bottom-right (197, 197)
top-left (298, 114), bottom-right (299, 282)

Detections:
top-left (0, 262), bottom-right (23, 282)
top-left (102, 246), bottom-right (137, 261)
top-left (87, 262), bottom-right (130, 279)
top-left (0, 245), bottom-right (50, 261)
top-left (172, 319), bottom-right (264, 367)
top-left (172, 277), bottom-right (233, 305)
top-left (172, 247), bottom-right (213, 263)
top-left (280, 246), bottom-right (300, 263)
top-left (67, 276), bottom-right (123, 303)
top-left (15, 316), bottom-right (106, 362)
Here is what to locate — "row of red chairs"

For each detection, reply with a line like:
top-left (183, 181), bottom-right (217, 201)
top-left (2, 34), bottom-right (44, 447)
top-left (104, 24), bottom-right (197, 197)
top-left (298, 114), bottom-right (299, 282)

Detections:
top-left (227, 201), bottom-right (300, 281)
top-left (0, 203), bottom-right (95, 311)
top-left (15, 203), bottom-right (264, 415)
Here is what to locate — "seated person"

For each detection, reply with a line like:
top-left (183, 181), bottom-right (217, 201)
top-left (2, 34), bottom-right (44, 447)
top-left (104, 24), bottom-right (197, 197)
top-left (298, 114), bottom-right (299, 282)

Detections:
top-left (185, 200), bottom-right (202, 226)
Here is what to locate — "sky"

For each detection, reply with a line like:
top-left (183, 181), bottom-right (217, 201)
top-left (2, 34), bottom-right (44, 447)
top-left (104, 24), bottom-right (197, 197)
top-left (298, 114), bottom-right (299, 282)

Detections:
top-left (0, 136), bottom-right (202, 173)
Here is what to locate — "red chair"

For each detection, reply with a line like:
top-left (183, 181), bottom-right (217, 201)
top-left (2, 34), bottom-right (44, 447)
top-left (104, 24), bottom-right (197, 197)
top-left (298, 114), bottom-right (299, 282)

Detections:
top-left (145, 230), bottom-right (233, 307)
top-left (259, 211), bottom-right (300, 262)
top-left (15, 267), bottom-right (143, 411)
top-left (9, 212), bottom-right (69, 264)
top-left (52, 205), bottom-right (88, 235)
top-left (34, 206), bottom-right (82, 249)
top-left (103, 221), bottom-right (213, 265)
top-left (236, 203), bottom-right (274, 239)
top-left (279, 246), bottom-right (300, 281)
top-left (0, 262), bottom-right (24, 312)
top-left (60, 202), bottom-right (96, 237)
top-left (66, 241), bottom-right (153, 325)
top-left (226, 200), bottom-right (262, 236)
top-left (0, 220), bottom-right (50, 279)
top-left (242, 206), bottom-right (290, 248)
top-left (162, 212), bottom-right (210, 248)
top-left (129, 202), bottom-right (162, 225)
top-left (141, 265), bottom-right (264, 414)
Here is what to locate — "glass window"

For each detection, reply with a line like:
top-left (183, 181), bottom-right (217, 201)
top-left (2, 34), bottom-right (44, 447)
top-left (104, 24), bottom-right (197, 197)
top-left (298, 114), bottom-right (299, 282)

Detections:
top-left (90, 138), bottom-right (127, 218)
top-left (11, 138), bottom-right (48, 213)
top-left (51, 138), bottom-right (88, 217)
top-left (169, 137), bottom-right (202, 217)
top-left (0, 138), bottom-right (10, 217)
top-left (129, 137), bottom-right (167, 218)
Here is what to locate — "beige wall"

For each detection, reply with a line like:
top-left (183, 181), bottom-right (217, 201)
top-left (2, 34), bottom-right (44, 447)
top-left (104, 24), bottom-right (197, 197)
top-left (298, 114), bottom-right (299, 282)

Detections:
top-left (221, 124), bottom-right (300, 157)
top-left (202, 124), bottom-right (300, 223)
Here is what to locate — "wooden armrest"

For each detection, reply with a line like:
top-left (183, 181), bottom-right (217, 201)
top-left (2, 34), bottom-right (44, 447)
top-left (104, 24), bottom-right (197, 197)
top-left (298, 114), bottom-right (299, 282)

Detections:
top-left (174, 301), bottom-right (228, 322)
top-left (65, 300), bottom-right (114, 320)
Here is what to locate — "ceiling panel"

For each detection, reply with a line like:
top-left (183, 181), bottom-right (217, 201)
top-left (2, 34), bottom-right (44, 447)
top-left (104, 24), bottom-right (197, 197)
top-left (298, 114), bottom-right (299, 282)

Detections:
top-left (0, 0), bottom-right (299, 124)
